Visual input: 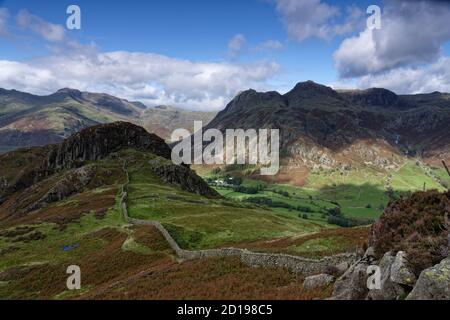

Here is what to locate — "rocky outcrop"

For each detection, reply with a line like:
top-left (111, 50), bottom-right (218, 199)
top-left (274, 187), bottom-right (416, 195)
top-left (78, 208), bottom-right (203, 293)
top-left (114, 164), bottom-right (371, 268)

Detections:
top-left (406, 258), bottom-right (450, 300)
top-left (27, 165), bottom-right (96, 212)
top-left (0, 122), bottom-right (173, 204)
top-left (390, 251), bottom-right (416, 286)
top-left (152, 163), bottom-right (219, 198)
top-left (330, 247), bottom-right (377, 300)
top-left (303, 274), bottom-right (335, 290)
top-left (365, 251), bottom-right (416, 300)
top-left (47, 122), bottom-right (171, 170)
top-left (330, 247), bottom-right (450, 300)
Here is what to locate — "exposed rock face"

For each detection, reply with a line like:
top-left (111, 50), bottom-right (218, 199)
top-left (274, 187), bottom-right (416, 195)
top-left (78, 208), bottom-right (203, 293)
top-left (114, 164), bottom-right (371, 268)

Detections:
top-left (406, 258), bottom-right (450, 300)
top-left (152, 163), bottom-right (219, 198)
top-left (331, 248), bottom-right (449, 300)
top-left (390, 251), bottom-right (416, 286)
top-left (204, 81), bottom-right (450, 168)
top-left (365, 251), bottom-right (416, 300)
top-left (341, 88), bottom-right (403, 109)
top-left (0, 122), bottom-right (173, 205)
top-left (303, 274), bottom-right (335, 290)
top-left (335, 261), bottom-right (350, 276)
top-left (330, 247), bottom-right (377, 300)
top-left (366, 252), bottom-right (399, 300)
top-left (28, 165), bottom-right (97, 212)
top-left (47, 122), bottom-right (172, 169)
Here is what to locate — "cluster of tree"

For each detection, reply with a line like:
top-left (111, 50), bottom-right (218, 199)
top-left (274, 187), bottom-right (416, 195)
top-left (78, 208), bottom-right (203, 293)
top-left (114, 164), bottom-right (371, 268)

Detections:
top-left (244, 196), bottom-right (315, 213)
top-left (271, 189), bottom-right (290, 198)
top-left (233, 185), bottom-right (264, 194)
top-left (327, 215), bottom-right (374, 228)
top-left (325, 207), bottom-right (373, 227)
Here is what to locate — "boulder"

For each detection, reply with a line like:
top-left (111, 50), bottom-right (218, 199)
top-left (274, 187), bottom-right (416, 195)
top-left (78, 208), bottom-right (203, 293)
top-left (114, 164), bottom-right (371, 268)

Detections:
top-left (303, 274), bottom-right (335, 290)
top-left (406, 258), bottom-right (450, 300)
top-left (366, 252), bottom-right (408, 300)
top-left (330, 247), bottom-right (377, 300)
top-left (390, 251), bottom-right (416, 286)
top-left (336, 261), bottom-right (350, 276)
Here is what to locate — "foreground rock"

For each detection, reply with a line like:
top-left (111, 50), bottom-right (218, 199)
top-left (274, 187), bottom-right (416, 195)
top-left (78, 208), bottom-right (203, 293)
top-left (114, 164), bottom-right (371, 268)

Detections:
top-left (303, 274), bottom-right (334, 290)
top-left (390, 251), bottom-right (416, 286)
top-left (330, 248), bottom-right (377, 300)
top-left (330, 247), bottom-right (420, 300)
top-left (366, 251), bottom-right (415, 300)
top-left (406, 258), bottom-right (450, 300)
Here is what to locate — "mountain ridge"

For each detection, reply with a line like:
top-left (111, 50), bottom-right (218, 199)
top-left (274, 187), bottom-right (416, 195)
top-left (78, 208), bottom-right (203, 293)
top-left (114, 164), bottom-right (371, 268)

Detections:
top-left (0, 88), bottom-right (216, 150)
top-left (204, 81), bottom-right (450, 176)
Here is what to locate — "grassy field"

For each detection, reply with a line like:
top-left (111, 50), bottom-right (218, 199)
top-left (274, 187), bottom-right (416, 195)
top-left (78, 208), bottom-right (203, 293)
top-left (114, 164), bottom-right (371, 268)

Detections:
top-left (124, 151), bottom-right (324, 249)
top-left (199, 159), bottom-right (447, 223)
top-left (0, 151), bottom-right (335, 299)
top-left (390, 161), bottom-right (445, 192)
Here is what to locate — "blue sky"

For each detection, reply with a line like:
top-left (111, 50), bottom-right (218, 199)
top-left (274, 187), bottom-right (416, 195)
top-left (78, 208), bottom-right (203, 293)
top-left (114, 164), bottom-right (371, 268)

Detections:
top-left (0, 0), bottom-right (449, 110)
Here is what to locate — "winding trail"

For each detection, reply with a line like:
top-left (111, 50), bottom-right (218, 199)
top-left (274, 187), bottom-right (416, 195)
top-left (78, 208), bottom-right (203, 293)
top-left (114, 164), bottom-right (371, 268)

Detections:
top-left (119, 159), bottom-right (356, 276)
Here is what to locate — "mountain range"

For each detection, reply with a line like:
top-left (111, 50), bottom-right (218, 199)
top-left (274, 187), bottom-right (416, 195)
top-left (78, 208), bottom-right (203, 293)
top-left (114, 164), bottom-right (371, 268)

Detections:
top-left (206, 81), bottom-right (450, 175)
top-left (0, 88), bottom-right (216, 153)
top-left (1, 81), bottom-right (450, 175)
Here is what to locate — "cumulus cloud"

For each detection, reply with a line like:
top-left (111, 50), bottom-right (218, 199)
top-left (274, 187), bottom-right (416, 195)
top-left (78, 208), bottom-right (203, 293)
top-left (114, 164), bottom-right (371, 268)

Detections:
top-left (356, 56), bottom-right (450, 94)
top-left (0, 50), bottom-right (280, 111)
top-left (275, 0), bottom-right (364, 41)
top-left (334, 0), bottom-right (450, 78)
top-left (0, 11), bottom-right (280, 111)
top-left (16, 9), bottom-right (65, 42)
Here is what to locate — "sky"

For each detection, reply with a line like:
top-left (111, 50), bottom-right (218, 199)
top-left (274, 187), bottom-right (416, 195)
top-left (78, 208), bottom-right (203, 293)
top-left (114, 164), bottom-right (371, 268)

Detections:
top-left (0, 0), bottom-right (450, 111)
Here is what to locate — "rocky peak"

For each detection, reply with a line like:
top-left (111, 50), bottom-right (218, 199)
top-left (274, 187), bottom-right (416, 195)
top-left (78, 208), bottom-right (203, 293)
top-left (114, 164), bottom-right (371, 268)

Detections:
top-left (342, 88), bottom-right (400, 108)
top-left (55, 88), bottom-right (83, 99)
top-left (47, 122), bottom-right (172, 169)
top-left (218, 89), bottom-right (284, 116)
top-left (284, 81), bottom-right (341, 100)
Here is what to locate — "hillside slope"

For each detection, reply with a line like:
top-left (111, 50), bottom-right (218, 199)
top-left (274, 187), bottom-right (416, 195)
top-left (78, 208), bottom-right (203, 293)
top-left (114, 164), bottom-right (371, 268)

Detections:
top-left (0, 122), bottom-right (338, 299)
top-left (205, 81), bottom-right (450, 173)
top-left (0, 89), bottom-right (216, 151)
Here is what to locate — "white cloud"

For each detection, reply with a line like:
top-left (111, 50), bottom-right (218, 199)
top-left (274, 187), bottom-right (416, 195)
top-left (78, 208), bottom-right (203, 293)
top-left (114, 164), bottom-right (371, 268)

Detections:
top-left (258, 40), bottom-right (284, 51)
top-left (0, 50), bottom-right (280, 111)
top-left (228, 34), bottom-right (284, 57)
top-left (0, 11), bottom-right (280, 111)
top-left (334, 0), bottom-right (450, 78)
top-left (16, 9), bottom-right (65, 42)
top-left (275, 0), bottom-right (364, 41)
top-left (356, 56), bottom-right (450, 94)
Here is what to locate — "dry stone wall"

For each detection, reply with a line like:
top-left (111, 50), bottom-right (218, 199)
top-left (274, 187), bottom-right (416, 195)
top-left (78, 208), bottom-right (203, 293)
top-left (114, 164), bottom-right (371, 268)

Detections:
top-left (120, 160), bottom-right (356, 276)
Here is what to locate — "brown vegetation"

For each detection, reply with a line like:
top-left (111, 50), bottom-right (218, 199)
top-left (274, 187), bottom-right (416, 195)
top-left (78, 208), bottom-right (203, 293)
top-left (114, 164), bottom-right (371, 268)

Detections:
top-left (370, 190), bottom-right (450, 275)
top-left (80, 255), bottom-right (332, 300)
top-left (229, 226), bottom-right (370, 259)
